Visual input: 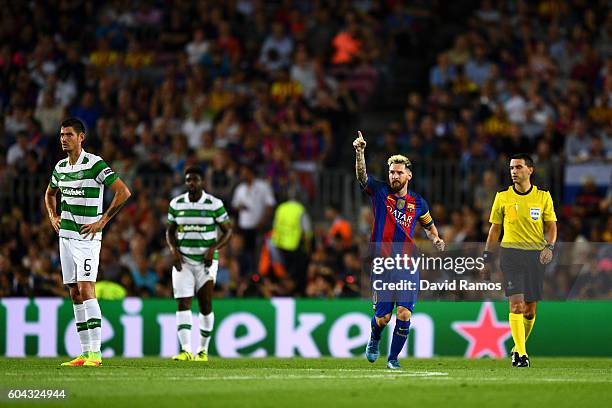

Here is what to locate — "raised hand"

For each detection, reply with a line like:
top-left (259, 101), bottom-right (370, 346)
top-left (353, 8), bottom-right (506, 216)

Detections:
top-left (354, 131), bottom-right (368, 186)
top-left (353, 130), bottom-right (367, 151)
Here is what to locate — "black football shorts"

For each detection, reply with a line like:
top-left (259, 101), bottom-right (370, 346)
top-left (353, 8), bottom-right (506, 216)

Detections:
top-left (499, 247), bottom-right (545, 301)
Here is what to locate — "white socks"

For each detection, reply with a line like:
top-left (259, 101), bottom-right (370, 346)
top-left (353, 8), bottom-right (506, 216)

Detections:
top-left (176, 311), bottom-right (215, 354)
top-left (83, 298), bottom-right (102, 353)
top-left (73, 303), bottom-right (90, 353)
top-left (199, 312), bottom-right (214, 354)
top-left (176, 311), bottom-right (192, 353)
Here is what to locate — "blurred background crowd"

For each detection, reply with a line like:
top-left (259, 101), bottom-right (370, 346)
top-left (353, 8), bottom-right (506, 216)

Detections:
top-left (0, 0), bottom-right (610, 300)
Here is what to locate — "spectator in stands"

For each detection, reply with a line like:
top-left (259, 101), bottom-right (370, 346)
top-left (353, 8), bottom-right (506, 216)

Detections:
top-left (185, 28), bottom-right (210, 65)
top-left (430, 52), bottom-right (457, 89)
top-left (504, 83), bottom-right (527, 124)
top-left (465, 44), bottom-right (493, 87)
top-left (35, 90), bottom-right (65, 137)
top-left (576, 177), bottom-right (605, 218)
top-left (259, 22), bottom-right (293, 72)
top-left (6, 131), bottom-right (29, 168)
top-left (473, 170), bottom-right (498, 211)
top-left (205, 150), bottom-right (237, 205)
top-left (565, 119), bottom-right (593, 162)
top-left (69, 91), bottom-right (100, 131)
top-left (331, 19), bottom-right (361, 66)
top-left (131, 257), bottom-right (158, 297)
top-left (290, 45), bottom-right (317, 101)
top-left (232, 165), bottom-right (276, 275)
top-left (324, 205), bottom-right (353, 249)
top-left (181, 99), bottom-right (212, 150)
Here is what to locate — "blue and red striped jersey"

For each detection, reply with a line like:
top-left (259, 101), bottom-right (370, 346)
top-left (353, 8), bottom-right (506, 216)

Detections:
top-left (363, 175), bottom-right (434, 244)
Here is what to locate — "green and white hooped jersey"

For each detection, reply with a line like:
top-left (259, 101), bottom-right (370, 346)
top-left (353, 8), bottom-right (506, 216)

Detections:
top-left (48, 149), bottom-right (118, 241)
top-left (167, 191), bottom-right (230, 263)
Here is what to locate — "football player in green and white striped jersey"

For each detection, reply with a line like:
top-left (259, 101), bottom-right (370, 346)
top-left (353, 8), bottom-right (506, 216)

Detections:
top-left (166, 166), bottom-right (233, 362)
top-left (44, 118), bottom-right (131, 367)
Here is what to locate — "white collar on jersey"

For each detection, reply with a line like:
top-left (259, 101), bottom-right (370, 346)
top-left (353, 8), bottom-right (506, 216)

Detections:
top-left (186, 190), bottom-right (207, 204)
top-left (69, 148), bottom-right (87, 167)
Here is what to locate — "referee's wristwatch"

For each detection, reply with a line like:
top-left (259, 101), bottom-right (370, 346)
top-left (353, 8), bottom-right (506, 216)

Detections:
top-left (544, 243), bottom-right (555, 251)
top-left (483, 250), bottom-right (493, 264)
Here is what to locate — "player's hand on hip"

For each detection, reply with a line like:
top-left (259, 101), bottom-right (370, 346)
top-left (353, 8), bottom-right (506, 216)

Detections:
top-left (353, 130), bottom-right (366, 151)
top-left (539, 247), bottom-right (553, 264)
top-left (172, 250), bottom-right (183, 271)
top-left (203, 249), bottom-right (214, 267)
top-left (433, 237), bottom-right (445, 251)
top-left (50, 215), bottom-right (61, 233)
top-left (80, 220), bottom-right (106, 240)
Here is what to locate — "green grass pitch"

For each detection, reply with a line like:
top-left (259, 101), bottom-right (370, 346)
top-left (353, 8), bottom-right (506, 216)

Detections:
top-left (1, 357), bottom-right (611, 407)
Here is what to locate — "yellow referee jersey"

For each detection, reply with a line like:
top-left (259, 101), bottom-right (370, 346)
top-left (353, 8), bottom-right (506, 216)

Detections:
top-left (489, 185), bottom-right (557, 249)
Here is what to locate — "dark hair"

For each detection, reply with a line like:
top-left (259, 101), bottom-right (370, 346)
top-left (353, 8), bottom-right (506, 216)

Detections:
top-left (185, 166), bottom-right (204, 178)
top-left (60, 118), bottom-right (86, 134)
top-left (510, 153), bottom-right (534, 168)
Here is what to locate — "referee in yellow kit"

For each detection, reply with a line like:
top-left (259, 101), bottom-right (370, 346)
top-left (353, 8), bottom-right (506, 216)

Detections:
top-left (483, 153), bottom-right (557, 368)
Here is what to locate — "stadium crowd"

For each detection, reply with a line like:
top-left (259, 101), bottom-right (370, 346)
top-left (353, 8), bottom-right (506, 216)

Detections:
top-left (0, 1), bottom-right (610, 299)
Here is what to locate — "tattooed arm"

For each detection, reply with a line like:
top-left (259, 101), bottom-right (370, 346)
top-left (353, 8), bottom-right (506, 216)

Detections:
top-left (101, 178), bottom-right (131, 223)
top-left (353, 130), bottom-right (368, 187)
top-left (80, 178), bottom-right (132, 239)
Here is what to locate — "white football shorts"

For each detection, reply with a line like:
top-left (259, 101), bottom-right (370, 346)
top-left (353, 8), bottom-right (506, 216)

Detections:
top-left (59, 237), bottom-right (102, 284)
top-left (172, 257), bottom-right (218, 299)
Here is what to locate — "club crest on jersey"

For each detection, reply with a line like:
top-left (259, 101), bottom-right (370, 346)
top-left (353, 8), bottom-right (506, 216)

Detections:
top-left (397, 199), bottom-right (405, 210)
top-left (406, 203), bottom-right (415, 211)
top-left (530, 207), bottom-right (541, 220)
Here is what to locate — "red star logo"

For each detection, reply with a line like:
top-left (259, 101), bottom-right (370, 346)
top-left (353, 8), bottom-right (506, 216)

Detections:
top-left (452, 302), bottom-right (512, 358)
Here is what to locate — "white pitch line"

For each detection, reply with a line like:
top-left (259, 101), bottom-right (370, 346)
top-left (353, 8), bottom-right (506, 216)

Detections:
top-left (6, 375), bottom-right (612, 384)
top-left (163, 373), bottom-right (445, 380)
top-left (417, 377), bottom-right (612, 384)
top-left (278, 369), bottom-right (449, 375)
top-left (2, 369), bottom-right (449, 377)
top-left (23, 373), bottom-right (446, 382)
top-left (5, 371), bottom-right (611, 384)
